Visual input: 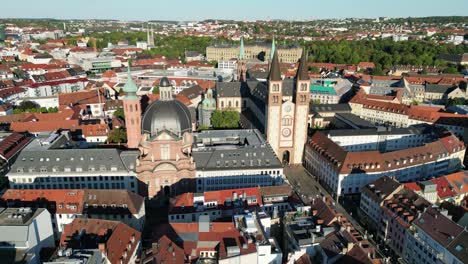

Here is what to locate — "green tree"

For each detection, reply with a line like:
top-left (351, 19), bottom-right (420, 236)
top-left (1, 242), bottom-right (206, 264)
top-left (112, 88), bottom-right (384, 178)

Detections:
top-left (212, 110), bottom-right (240, 129)
top-left (113, 107), bottom-right (125, 119)
top-left (47, 107), bottom-right (59, 113)
top-left (18, 101), bottom-right (39, 111)
top-left (198, 125), bottom-right (209, 131)
top-left (443, 67), bottom-right (459, 74)
top-left (152, 86), bottom-right (160, 94)
top-left (107, 128), bottom-right (127, 143)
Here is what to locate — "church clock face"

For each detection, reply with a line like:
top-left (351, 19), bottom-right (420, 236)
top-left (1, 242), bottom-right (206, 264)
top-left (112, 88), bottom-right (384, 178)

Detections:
top-left (282, 128), bottom-right (291, 137)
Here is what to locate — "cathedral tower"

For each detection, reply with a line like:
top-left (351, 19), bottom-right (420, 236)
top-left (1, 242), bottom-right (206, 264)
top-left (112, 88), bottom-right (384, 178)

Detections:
top-left (292, 49), bottom-right (311, 164)
top-left (266, 50), bottom-right (283, 158)
top-left (122, 64), bottom-right (141, 149)
top-left (265, 48), bottom-right (310, 165)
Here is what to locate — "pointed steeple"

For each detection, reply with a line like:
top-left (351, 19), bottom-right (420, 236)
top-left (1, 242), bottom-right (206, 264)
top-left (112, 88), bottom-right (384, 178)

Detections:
top-left (146, 24), bottom-right (150, 45)
top-left (123, 62), bottom-right (138, 100)
top-left (269, 50), bottom-right (281, 81)
top-left (296, 48), bottom-right (309, 80)
top-left (270, 37), bottom-right (276, 61)
top-left (150, 24), bottom-right (154, 45)
top-left (239, 37), bottom-right (245, 60)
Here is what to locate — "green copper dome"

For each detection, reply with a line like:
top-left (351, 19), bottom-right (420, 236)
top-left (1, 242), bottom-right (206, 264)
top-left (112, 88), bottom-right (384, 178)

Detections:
top-left (201, 88), bottom-right (216, 109)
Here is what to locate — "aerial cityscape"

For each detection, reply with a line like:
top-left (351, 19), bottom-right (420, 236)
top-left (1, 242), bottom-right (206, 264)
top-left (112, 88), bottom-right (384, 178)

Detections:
top-left (0, 1), bottom-right (467, 264)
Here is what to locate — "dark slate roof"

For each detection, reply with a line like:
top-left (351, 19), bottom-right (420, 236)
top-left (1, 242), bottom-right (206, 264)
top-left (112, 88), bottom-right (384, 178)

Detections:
top-left (178, 85), bottom-right (203, 100)
top-left (446, 231), bottom-right (468, 263)
top-left (415, 208), bottom-right (464, 247)
top-left (216, 82), bottom-right (242, 98)
top-left (191, 129), bottom-right (282, 171)
top-left (310, 104), bottom-right (351, 114)
top-left (247, 71), bottom-right (269, 81)
top-left (9, 149), bottom-right (138, 174)
top-left (269, 50), bottom-right (281, 81)
top-left (141, 99), bottom-right (192, 136)
top-left (425, 84), bottom-right (455, 94)
top-left (362, 176), bottom-right (401, 203)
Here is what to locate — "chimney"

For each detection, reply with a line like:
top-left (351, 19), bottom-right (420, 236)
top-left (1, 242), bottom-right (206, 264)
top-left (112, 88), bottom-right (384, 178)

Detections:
top-left (346, 225), bottom-right (351, 233)
top-left (347, 242), bottom-right (354, 252)
top-left (98, 243), bottom-right (106, 255)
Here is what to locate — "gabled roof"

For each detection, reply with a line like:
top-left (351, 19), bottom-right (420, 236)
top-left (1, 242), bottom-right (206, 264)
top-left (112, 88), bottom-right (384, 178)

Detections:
top-left (0, 133), bottom-right (32, 161)
top-left (60, 218), bottom-right (141, 264)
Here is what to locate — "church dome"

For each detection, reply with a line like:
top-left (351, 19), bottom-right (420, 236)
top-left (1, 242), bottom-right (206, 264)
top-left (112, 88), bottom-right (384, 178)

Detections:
top-left (159, 77), bottom-right (171, 87)
top-left (141, 99), bottom-right (192, 137)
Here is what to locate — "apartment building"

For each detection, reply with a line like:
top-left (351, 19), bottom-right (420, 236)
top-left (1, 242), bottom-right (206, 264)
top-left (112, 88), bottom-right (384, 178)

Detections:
top-left (304, 130), bottom-right (465, 196)
top-left (1, 189), bottom-right (145, 237)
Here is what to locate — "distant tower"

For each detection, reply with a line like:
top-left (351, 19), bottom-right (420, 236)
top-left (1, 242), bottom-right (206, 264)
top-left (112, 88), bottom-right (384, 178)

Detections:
top-left (237, 37), bottom-right (247, 82)
top-left (122, 64), bottom-right (141, 149)
top-left (147, 24), bottom-right (155, 47)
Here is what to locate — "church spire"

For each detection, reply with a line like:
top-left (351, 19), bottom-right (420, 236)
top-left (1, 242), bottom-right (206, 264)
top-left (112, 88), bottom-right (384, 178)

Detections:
top-left (239, 37), bottom-right (245, 60)
top-left (269, 50), bottom-right (281, 81)
top-left (296, 48), bottom-right (309, 80)
top-left (123, 62), bottom-right (138, 100)
top-left (270, 37), bottom-right (276, 61)
top-left (147, 24), bottom-right (150, 45)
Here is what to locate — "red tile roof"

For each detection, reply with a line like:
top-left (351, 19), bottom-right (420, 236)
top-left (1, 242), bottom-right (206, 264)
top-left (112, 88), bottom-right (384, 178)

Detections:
top-left (430, 177), bottom-right (456, 199)
top-left (29, 78), bottom-right (88, 89)
top-left (0, 133), bottom-right (32, 161)
top-left (2, 189), bottom-right (84, 214)
top-left (444, 171), bottom-right (468, 195)
top-left (308, 131), bottom-right (465, 175)
top-left (60, 218), bottom-right (141, 264)
top-left (59, 89), bottom-right (106, 106)
top-left (81, 124), bottom-right (108, 137)
top-left (0, 87), bottom-right (26, 99)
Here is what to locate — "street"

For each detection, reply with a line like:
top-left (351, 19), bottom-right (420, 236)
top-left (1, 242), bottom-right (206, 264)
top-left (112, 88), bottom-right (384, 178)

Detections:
top-left (284, 164), bottom-right (386, 258)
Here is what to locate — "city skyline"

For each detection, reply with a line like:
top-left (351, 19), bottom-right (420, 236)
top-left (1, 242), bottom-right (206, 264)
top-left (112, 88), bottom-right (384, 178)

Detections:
top-left (1, 0), bottom-right (467, 21)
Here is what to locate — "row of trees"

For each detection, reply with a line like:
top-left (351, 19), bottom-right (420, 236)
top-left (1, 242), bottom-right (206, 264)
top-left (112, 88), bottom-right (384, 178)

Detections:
top-left (304, 39), bottom-right (467, 72)
top-left (13, 101), bottom-right (59, 114)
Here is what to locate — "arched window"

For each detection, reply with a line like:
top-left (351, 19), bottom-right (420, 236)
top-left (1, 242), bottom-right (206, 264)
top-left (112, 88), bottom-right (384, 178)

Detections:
top-left (129, 104), bottom-right (133, 112)
top-left (221, 101), bottom-right (224, 108)
top-left (228, 101), bottom-right (232, 107)
top-left (235, 101), bottom-right (239, 107)
top-left (301, 83), bottom-right (308, 91)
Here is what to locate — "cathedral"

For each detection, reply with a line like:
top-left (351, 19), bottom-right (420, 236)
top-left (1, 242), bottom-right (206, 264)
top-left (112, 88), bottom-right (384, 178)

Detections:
top-left (122, 39), bottom-right (310, 197)
top-left (217, 39), bottom-right (310, 164)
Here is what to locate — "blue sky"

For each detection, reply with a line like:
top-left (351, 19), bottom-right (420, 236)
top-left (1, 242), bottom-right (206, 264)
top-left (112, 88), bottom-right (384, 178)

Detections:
top-left (2, 0), bottom-right (467, 21)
